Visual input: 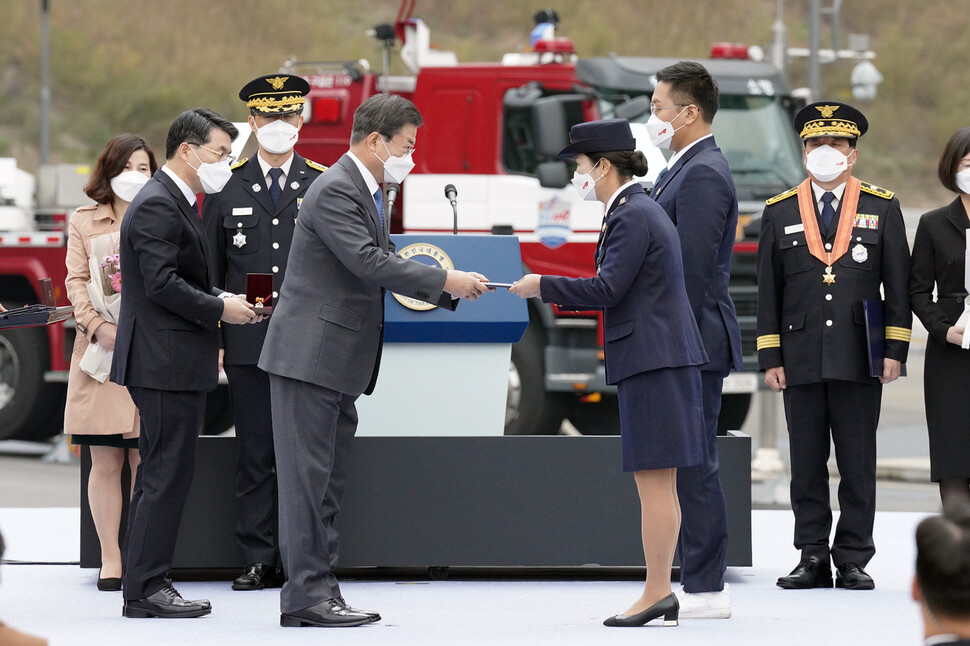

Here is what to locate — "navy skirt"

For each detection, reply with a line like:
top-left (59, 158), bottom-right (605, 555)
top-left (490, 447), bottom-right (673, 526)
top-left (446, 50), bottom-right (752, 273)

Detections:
top-left (616, 365), bottom-right (706, 472)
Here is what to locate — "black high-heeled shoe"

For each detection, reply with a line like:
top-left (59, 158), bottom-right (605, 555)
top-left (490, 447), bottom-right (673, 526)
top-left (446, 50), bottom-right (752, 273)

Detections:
top-left (97, 568), bottom-right (122, 592)
top-left (603, 593), bottom-right (679, 627)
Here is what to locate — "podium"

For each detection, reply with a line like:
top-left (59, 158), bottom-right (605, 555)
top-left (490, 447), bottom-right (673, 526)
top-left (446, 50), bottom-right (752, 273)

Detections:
top-left (356, 234), bottom-right (528, 436)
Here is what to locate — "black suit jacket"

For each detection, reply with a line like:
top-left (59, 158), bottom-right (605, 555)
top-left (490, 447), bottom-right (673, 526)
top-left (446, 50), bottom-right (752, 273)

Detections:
top-left (110, 169), bottom-right (224, 391)
top-left (910, 198), bottom-right (970, 345)
top-left (652, 137), bottom-right (743, 374)
top-left (203, 153), bottom-right (325, 365)
top-left (756, 179), bottom-right (912, 386)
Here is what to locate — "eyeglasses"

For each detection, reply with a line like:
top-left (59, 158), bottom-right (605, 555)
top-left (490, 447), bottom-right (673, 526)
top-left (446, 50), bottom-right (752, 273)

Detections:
top-left (383, 135), bottom-right (416, 156)
top-left (649, 104), bottom-right (687, 116)
top-left (190, 143), bottom-right (236, 165)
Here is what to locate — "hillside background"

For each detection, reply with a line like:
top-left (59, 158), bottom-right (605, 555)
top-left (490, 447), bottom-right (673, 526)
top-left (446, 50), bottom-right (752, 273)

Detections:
top-left (1, 0), bottom-right (968, 207)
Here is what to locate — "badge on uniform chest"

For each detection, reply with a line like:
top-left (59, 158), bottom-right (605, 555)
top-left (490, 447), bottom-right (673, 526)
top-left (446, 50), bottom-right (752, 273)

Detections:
top-left (233, 231), bottom-right (247, 248)
top-left (823, 266), bottom-right (836, 284)
top-left (851, 243), bottom-right (868, 263)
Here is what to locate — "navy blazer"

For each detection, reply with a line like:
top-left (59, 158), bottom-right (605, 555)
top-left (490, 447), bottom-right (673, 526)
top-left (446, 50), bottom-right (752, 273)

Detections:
top-left (652, 136), bottom-right (743, 374)
top-left (540, 183), bottom-right (707, 385)
top-left (110, 169), bottom-right (225, 391)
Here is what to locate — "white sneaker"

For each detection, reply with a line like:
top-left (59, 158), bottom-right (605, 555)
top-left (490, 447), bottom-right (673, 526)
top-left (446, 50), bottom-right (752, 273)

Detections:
top-left (674, 584), bottom-right (731, 619)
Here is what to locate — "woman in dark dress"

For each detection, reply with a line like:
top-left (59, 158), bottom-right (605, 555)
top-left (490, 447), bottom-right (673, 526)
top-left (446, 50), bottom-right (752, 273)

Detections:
top-left (910, 126), bottom-right (970, 510)
top-left (510, 119), bottom-right (707, 627)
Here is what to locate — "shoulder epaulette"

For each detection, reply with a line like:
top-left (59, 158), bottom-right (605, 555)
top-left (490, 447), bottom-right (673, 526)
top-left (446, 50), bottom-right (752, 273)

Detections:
top-left (231, 157), bottom-right (249, 170)
top-left (766, 187), bottom-right (798, 206)
top-left (74, 204), bottom-right (98, 212)
top-left (860, 181), bottom-right (894, 200)
top-left (305, 159), bottom-right (328, 172)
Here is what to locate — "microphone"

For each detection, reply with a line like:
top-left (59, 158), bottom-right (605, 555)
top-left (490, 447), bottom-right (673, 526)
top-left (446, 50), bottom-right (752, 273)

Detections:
top-left (385, 182), bottom-right (400, 221)
top-left (444, 184), bottom-right (458, 234)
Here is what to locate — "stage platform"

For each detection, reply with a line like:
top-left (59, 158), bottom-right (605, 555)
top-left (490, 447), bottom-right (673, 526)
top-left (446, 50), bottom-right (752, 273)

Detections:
top-left (0, 507), bottom-right (929, 645)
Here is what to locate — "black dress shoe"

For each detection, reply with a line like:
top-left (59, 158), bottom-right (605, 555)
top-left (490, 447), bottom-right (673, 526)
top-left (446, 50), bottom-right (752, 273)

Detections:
top-left (603, 593), bottom-right (679, 627)
top-left (777, 556), bottom-right (833, 589)
top-left (836, 563), bottom-right (875, 590)
top-left (97, 568), bottom-right (122, 592)
top-left (337, 595), bottom-right (381, 621)
top-left (232, 563), bottom-right (284, 591)
top-left (123, 583), bottom-right (211, 618)
top-left (280, 598), bottom-right (376, 627)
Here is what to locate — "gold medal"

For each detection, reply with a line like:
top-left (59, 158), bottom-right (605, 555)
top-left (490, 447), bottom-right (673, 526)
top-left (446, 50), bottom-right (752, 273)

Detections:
top-left (823, 266), bottom-right (836, 284)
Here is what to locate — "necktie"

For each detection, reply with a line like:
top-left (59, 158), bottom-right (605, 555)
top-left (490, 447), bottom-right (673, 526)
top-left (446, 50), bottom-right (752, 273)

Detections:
top-left (820, 191), bottom-right (836, 232)
top-left (374, 187), bottom-right (384, 231)
top-left (268, 167), bottom-right (283, 208)
top-left (654, 167), bottom-right (669, 191)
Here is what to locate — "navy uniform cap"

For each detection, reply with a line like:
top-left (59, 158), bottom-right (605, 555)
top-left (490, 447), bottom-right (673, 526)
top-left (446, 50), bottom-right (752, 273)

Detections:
top-left (558, 119), bottom-right (636, 159)
top-left (239, 74), bottom-right (311, 115)
top-left (794, 101), bottom-right (868, 141)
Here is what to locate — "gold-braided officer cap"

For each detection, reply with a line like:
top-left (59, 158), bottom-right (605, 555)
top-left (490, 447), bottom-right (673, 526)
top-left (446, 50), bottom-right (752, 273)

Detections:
top-left (239, 74), bottom-right (311, 115)
top-left (794, 101), bottom-right (868, 141)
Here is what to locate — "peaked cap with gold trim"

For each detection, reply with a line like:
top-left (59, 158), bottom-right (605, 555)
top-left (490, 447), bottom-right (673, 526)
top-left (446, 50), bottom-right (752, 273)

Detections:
top-left (794, 101), bottom-right (868, 141)
top-left (239, 74), bottom-right (310, 115)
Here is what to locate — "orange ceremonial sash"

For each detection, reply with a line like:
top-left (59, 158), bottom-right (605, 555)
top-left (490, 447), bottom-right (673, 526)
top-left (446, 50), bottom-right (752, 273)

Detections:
top-left (795, 177), bottom-right (861, 283)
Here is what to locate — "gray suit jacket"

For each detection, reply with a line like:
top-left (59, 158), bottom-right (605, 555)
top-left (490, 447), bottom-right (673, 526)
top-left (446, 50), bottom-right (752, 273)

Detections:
top-left (258, 154), bottom-right (451, 396)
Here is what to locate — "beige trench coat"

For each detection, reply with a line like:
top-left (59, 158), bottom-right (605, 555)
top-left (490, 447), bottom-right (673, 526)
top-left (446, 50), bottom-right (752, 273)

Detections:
top-left (63, 202), bottom-right (138, 438)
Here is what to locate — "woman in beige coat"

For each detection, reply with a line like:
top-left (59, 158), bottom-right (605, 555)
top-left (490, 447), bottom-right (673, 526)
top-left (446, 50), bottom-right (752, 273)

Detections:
top-left (64, 134), bottom-right (157, 591)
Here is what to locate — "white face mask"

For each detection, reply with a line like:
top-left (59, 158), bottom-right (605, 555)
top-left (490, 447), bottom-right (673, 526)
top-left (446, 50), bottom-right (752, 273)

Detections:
top-left (645, 106), bottom-right (687, 150)
top-left (110, 170), bottom-right (150, 202)
top-left (255, 118), bottom-right (300, 154)
top-left (375, 137), bottom-right (415, 184)
top-left (956, 168), bottom-right (970, 195)
top-left (805, 144), bottom-right (852, 183)
top-left (571, 161), bottom-right (602, 201)
top-left (190, 147), bottom-right (233, 194)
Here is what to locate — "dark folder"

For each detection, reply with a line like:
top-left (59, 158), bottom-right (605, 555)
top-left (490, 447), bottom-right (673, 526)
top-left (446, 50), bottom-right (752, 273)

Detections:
top-left (862, 299), bottom-right (884, 378)
top-left (863, 299), bottom-right (906, 378)
top-left (0, 278), bottom-right (74, 329)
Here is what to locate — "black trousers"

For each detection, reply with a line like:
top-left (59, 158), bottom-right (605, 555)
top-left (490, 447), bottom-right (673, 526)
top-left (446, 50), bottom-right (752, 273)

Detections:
top-left (783, 380), bottom-right (881, 567)
top-left (225, 364), bottom-right (279, 566)
top-left (270, 373), bottom-right (358, 613)
top-left (123, 387), bottom-right (205, 601)
top-left (676, 369), bottom-right (729, 592)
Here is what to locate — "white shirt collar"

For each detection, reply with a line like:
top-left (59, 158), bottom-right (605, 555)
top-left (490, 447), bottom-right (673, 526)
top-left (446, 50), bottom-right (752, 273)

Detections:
top-left (667, 133), bottom-right (713, 170)
top-left (257, 151), bottom-right (294, 184)
top-left (925, 635), bottom-right (963, 646)
top-left (161, 164), bottom-right (197, 206)
top-left (346, 150), bottom-right (381, 198)
top-left (812, 180), bottom-right (847, 204)
top-left (606, 179), bottom-right (640, 213)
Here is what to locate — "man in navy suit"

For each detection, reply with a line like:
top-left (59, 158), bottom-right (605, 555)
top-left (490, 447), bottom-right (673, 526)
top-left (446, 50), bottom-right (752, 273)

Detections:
top-left (913, 503), bottom-right (970, 645)
top-left (111, 108), bottom-right (260, 618)
top-left (649, 61), bottom-right (742, 619)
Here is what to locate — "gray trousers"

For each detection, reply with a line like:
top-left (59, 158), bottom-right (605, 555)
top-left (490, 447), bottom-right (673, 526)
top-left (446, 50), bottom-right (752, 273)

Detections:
top-left (270, 373), bottom-right (359, 613)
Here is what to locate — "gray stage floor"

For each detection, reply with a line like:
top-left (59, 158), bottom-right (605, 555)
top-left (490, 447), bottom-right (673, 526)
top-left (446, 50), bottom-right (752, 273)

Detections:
top-left (0, 508), bottom-right (930, 645)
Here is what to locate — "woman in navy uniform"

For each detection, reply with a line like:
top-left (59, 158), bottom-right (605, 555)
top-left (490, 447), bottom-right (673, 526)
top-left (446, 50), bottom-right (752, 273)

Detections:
top-left (511, 119), bottom-right (707, 628)
top-left (910, 127), bottom-right (970, 511)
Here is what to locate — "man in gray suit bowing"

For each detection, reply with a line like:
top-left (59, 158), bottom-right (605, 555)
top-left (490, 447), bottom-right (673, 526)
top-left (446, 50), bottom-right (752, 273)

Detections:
top-left (258, 93), bottom-right (489, 628)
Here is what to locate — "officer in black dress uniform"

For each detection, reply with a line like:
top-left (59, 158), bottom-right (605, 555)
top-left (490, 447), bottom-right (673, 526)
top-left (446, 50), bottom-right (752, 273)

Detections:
top-left (756, 102), bottom-right (912, 591)
top-left (203, 74), bottom-right (326, 590)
